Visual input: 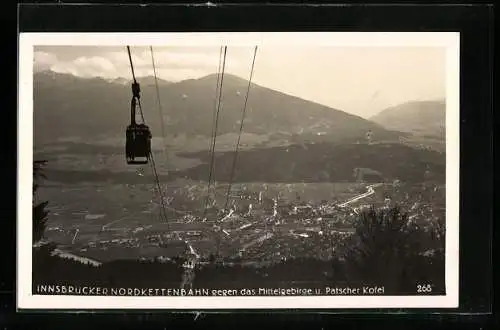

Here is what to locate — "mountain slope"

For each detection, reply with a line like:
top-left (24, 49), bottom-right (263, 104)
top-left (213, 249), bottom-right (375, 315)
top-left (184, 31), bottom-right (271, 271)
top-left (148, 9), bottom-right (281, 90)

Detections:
top-left (34, 71), bottom-right (405, 145)
top-left (174, 141), bottom-right (445, 184)
top-left (38, 141), bottom-right (445, 184)
top-left (370, 100), bottom-right (446, 138)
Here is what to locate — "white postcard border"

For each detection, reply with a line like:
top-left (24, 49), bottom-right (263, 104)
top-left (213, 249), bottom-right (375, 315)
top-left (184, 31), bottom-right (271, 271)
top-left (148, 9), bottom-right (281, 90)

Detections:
top-left (17, 32), bottom-right (460, 310)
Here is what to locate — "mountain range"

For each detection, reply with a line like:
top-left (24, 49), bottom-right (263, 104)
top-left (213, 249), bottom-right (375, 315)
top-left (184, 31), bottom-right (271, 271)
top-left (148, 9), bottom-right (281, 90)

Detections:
top-left (33, 71), bottom-right (406, 146)
top-left (32, 71), bottom-right (446, 184)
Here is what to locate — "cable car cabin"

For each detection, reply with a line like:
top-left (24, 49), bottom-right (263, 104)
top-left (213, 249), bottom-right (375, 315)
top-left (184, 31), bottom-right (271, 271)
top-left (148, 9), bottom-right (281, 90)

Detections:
top-left (126, 124), bottom-right (152, 165)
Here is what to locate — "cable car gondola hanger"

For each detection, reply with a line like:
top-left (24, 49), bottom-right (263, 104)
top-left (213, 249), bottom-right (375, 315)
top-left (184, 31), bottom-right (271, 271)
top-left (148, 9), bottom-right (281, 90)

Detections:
top-left (124, 45), bottom-right (170, 235)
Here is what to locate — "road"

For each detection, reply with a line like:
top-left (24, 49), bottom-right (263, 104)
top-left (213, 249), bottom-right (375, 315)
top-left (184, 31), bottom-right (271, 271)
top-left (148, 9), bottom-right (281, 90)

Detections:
top-left (337, 183), bottom-right (383, 207)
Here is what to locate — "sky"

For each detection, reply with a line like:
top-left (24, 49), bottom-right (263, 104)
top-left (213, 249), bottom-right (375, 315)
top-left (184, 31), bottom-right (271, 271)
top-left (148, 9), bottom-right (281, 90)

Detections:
top-left (33, 45), bottom-right (446, 118)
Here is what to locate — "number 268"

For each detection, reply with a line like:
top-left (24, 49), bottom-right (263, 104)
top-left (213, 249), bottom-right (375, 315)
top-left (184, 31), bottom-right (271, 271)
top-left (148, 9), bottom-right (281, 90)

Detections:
top-left (417, 284), bottom-right (432, 293)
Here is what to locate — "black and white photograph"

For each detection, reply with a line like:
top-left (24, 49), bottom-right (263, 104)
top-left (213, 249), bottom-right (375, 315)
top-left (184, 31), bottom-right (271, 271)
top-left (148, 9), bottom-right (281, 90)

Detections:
top-left (18, 32), bottom-right (460, 309)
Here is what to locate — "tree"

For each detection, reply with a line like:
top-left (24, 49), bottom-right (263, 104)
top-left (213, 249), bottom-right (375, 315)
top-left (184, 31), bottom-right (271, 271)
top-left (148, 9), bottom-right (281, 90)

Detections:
top-left (341, 205), bottom-right (443, 293)
top-left (33, 160), bottom-right (49, 244)
top-left (33, 160), bottom-right (46, 193)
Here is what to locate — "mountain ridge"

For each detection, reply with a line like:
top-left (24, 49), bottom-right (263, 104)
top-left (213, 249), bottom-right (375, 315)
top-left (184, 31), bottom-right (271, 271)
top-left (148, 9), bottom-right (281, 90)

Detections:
top-left (33, 70), bottom-right (406, 146)
top-left (370, 100), bottom-right (446, 138)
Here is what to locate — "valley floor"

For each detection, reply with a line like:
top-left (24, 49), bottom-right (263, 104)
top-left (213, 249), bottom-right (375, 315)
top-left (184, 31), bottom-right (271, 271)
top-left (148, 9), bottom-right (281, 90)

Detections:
top-left (32, 179), bottom-right (446, 296)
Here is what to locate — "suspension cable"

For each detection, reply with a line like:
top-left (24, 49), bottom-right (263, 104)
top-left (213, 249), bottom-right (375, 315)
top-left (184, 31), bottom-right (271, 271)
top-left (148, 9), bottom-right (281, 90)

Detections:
top-left (126, 46), bottom-right (138, 83)
top-left (127, 46), bottom-right (170, 230)
top-left (204, 46), bottom-right (228, 216)
top-left (137, 99), bottom-right (170, 230)
top-left (203, 46), bottom-right (224, 217)
top-left (223, 46), bottom-right (258, 210)
top-left (150, 46), bottom-right (169, 172)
